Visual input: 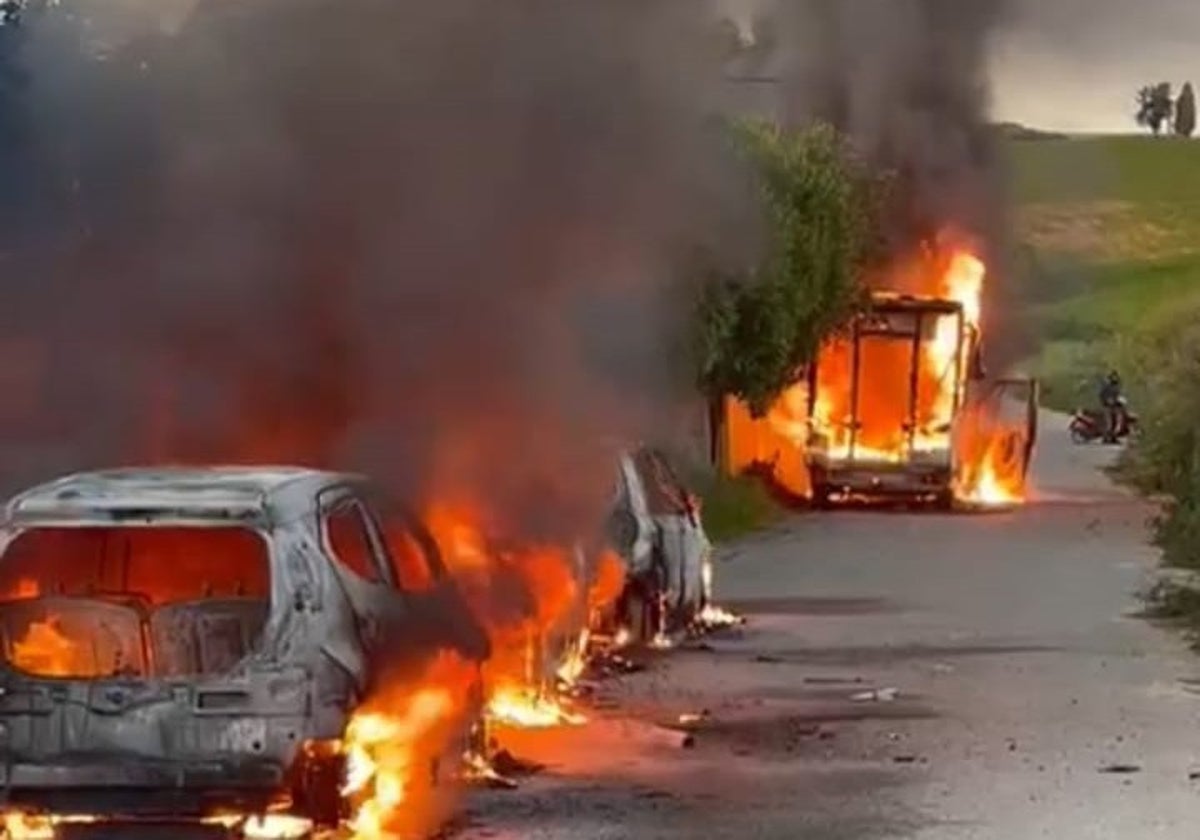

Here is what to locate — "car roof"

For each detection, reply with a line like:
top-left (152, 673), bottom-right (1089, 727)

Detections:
top-left (3, 466), bottom-right (369, 528)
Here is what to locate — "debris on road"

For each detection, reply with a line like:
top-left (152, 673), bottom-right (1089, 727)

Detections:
top-left (1098, 763), bottom-right (1142, 774)
top-left (491, 749), bottom-right (545, 778)
top-left (681, 734), bottom-right (697, 749)
top-left (677, 710), bottom-right (711, 727)
top-left (851, 687), bottom-right (899, 703)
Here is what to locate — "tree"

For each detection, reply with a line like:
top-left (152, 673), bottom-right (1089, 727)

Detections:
top-left (1176, 82), bottom-right (1196, 138)
top-left (1136, 82), bottom-right (1174, 135)
top-left (694, 120), bottom-right (885, 416)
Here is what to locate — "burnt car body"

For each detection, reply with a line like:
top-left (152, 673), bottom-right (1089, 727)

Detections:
top-left (0, 467), bottom-right (489, 823)
top-left (607, 448), bottom-right (713, 640)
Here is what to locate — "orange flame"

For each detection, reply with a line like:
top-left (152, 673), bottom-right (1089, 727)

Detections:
top-left (777, 234), bottom-right (1029, 507)
top-left (340, 651), bottom-right (476, 840)
top-left (1, 813), bottom-right (96, 840)
top-left (952, 401), bottom-right (1027, 507)
top-left (421, 502), bottom-right (623, 731)
top-left (10, 616), bottom-right (96, 678)
top-left (1, 578), bottom-right (39, 601)
top-left (801, 242), bottom-right (985, 464)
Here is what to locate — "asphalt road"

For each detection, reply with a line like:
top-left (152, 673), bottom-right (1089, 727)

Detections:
top-left (460, 412), bottom-right (1199, 839)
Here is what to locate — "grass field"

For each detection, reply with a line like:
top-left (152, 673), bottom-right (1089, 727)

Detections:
top-left (1009, 135), bottom-right (1200, 409)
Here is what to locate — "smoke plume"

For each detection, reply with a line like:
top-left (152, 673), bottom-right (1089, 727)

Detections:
top-left (0, 0), bottom-right (753, 538)
top-left (763, 0), bottom-right (1022, 362)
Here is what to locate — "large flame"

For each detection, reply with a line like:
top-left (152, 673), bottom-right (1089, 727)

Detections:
top-left (421, 502), bottom-right (624, 731)
top-left (762, 236), bottom-right (1029, 506)
top-left (9, 616), bottom-right (90, 678)
top-left (340, 651), bottom-right (477, 840)
top-left (0, 580), bottom-right (93, 678)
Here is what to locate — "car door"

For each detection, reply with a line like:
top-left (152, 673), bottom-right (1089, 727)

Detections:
top-left (374, 502), bottom-right (490, 664)
top-left (985, 377), bottom-right (1040, 483)
top-left (633, 449), bottom-right (705, 617)
top-left (318, 489), bottom-right (410, 684)
top-left (612, 452), bottom-right (655, 578)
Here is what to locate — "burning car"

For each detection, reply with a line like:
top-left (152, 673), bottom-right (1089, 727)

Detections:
top-left (0, 467), bottom-right (489, 832)
top-left (605, 447), bottom-right (714, 642)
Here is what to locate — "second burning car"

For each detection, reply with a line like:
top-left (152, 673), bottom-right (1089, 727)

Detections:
top-left (606, 447), bottom-right (714, 642)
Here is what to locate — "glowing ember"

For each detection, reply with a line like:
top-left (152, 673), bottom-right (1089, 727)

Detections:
top-left (554, 629), bottom-right (589, 686)
top-left (693, 560), bottom-right (741, 630)
top-left (242, 814), bottom-right (315, 840)
top-left (461, 751), bottom-right (517, 789)
top-left (0, 578), bottom-right (39, 601)
top-left (1, 813), bottom-right (96, 840)
top-left (2, 814), bottom-right (56, 840)
top-left (487, 685), bottom-right (585, 728)
top-left (695, 604), bottom-right (742, 628)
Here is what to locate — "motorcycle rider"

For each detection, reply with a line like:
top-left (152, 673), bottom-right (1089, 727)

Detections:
top-left (1098, 369), bottom-right (1124, 442)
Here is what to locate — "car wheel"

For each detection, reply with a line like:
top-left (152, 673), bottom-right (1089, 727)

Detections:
top-left (289, 743), bottom-right (347, 828)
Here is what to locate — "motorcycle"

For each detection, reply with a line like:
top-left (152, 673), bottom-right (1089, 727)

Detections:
top-left (1069, 397), bottom-right (1137, 444)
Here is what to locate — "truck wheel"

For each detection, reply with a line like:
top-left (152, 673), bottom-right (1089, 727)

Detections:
top-left (811, 485), bottom-right (833, 510)
top-left (933, 489), bottom-right (956, 512)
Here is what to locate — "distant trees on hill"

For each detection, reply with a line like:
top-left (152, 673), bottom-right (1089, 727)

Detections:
top-left (1136, 83), bottom-right (1173, 135)
top-left (1176, 83), bottom-right (1196, 138)
top-left (1134, 81), bottom-right (1197, 137)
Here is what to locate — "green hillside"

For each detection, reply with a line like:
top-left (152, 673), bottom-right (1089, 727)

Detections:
top-left (1008, 135), bottom-right (1200, 409)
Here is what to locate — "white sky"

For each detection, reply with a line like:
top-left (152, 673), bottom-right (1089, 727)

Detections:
top-left (714, 0), bottom-right (1200, 135)
top-left (85, 0), bottom-right (1200, 135)
top-left (989, 0), bottom-right (1200, 133)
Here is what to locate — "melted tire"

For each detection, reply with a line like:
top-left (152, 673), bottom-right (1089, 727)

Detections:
top-left (290, 748), bottom-right (347, 828)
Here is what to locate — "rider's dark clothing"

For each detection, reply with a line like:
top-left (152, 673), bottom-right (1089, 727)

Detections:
top-left (1099, 380), bottom-right (1122, 408)
top-left (1098, 376), bottom-right (1123, 440)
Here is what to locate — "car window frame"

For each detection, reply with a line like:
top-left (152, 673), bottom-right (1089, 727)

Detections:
top-left (317, 489), bottom-right (391, 586)
top-left (358, 489), bottom-right (450, 590)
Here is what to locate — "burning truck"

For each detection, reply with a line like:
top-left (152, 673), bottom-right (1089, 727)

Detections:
top-left (723, 243), bottom-right (1037, 509)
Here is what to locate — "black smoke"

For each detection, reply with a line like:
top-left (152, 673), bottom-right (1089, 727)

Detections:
top-left (0, 0), bottom-right (755, 537)
top-left (762, 0), bottom-right (1024, 364)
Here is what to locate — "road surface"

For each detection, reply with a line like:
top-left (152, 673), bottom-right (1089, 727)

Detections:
top-left (461, 412), bottom-right (1198, 839)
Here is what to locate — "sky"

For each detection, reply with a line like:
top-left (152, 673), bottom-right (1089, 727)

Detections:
top-left (714, 0), bottom-right (1200, 135)
top-left (990, 0), bottom-right (1200, 133)
top-left (28, 0), bottom-right (1200, 136)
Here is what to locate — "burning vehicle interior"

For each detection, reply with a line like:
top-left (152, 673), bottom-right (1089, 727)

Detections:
top-left (0, 468), bottom-right (492, 838)
top-left (806, 294), bottom-right (978, 507)
top-left (0, 526), bottom-right (270, 681)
